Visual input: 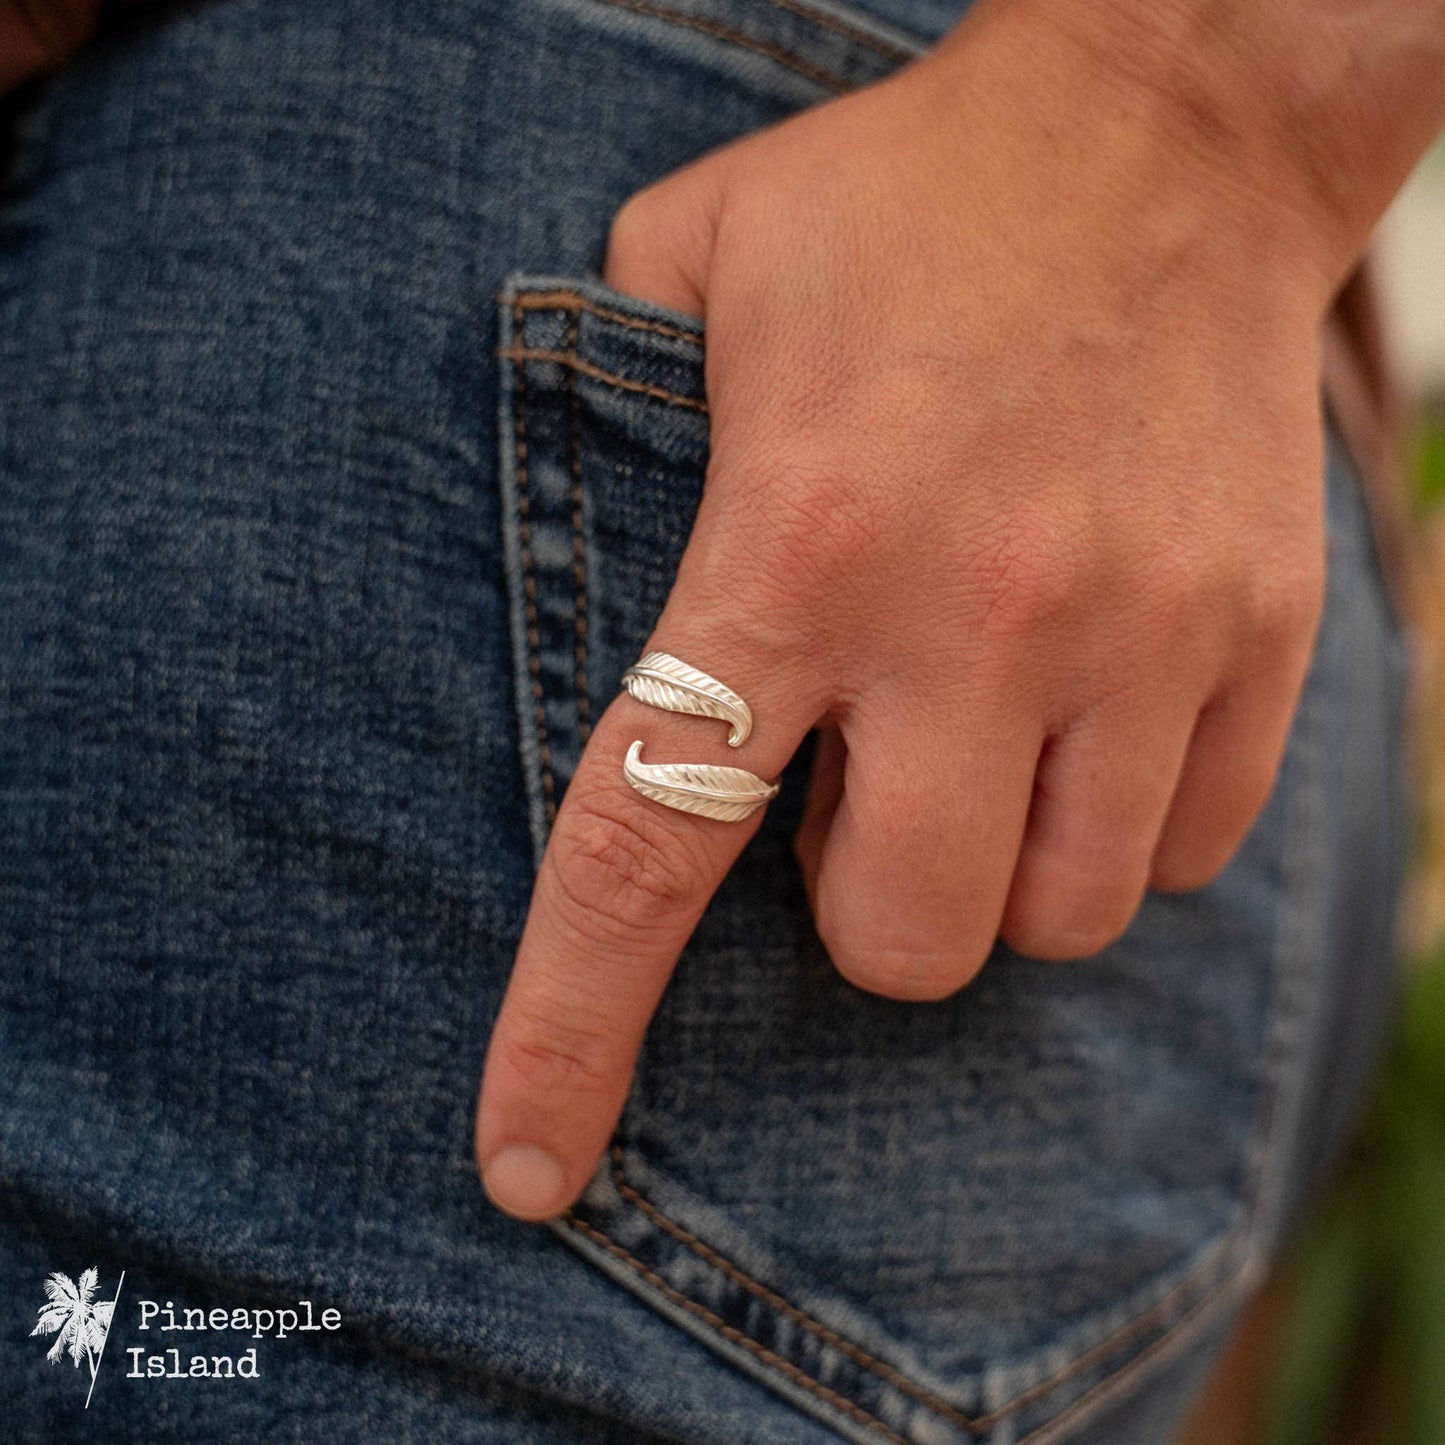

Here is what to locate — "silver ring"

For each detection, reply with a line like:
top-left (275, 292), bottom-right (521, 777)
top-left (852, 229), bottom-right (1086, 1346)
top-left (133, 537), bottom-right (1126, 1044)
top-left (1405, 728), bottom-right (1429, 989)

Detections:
top-left (621, 651), bottom-right (753, 747)
top-left (619, 651), bottom-right (778, 822)
top-left (622, 741), bottom-right (778, 822)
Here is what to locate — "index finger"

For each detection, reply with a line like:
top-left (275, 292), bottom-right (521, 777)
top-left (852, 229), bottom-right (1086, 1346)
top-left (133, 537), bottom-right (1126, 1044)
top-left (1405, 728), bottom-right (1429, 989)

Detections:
top-left (476, 622), bottom-right (824, 1219)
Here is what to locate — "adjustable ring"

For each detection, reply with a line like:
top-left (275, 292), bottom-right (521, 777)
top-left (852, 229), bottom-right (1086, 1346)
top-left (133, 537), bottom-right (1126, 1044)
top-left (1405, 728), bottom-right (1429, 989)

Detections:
top-left (619, 651), bottom-right (778, 823)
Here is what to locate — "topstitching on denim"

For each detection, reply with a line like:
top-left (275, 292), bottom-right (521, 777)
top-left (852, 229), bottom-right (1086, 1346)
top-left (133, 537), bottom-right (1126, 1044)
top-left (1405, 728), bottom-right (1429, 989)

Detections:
top-left (579, 0), bottom-right (903, 93)
top-left (496, 347), bottom-right (709, 412)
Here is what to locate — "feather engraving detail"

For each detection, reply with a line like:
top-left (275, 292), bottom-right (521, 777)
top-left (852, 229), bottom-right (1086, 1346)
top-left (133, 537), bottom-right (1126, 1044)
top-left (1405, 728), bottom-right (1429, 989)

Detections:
top-left (621, 651), bottom-right (753, 746)
top-left (622, 740), bottom-right (778, 822)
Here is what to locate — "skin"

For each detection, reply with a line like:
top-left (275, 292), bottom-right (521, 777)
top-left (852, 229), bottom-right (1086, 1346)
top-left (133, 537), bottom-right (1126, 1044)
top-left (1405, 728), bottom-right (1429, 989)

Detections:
top-left (3, 0), bottom-right (1441, 1222)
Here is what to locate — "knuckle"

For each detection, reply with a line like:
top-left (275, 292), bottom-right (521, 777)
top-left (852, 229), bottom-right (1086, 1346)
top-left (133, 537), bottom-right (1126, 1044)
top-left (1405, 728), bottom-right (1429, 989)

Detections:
top-left (827, 943), bottom-right (980, 1002)
top-left (813, 891), bottom-right (985, 1000)
top-left (1004, 854), bottom-right (1146, 961)
top-left (738, 455), bottom-right (883, 609)
top-left (1004, 901), bottom-right (1134, 962)
top-left (1242, 558), bottom-right (1325, 652)
top-left (685, 534), bottom-right (835, 666)
top-left (499, 1006), bottom-right (617, 1098)
top-left (968, 515), bottom-right (1083, 634)
top-left (545, 796), bottom-right (701, 943)
top-left (1186, 538), bottom-right (1324, 661)
top-left (1151, 844), bottom-right (1230, 894)
top-left (605, 189), bottom-right (659, 267)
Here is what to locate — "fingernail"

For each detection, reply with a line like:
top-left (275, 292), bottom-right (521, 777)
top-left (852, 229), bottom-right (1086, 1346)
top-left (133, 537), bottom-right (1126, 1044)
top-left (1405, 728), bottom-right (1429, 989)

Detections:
top-left (482, 1144), bottom-right (569, 1220)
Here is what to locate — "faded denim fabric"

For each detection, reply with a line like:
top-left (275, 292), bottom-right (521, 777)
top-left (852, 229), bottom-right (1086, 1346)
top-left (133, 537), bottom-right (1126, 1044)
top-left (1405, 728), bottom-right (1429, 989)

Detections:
top-left (0, 2), bottom-right (1410, 1442)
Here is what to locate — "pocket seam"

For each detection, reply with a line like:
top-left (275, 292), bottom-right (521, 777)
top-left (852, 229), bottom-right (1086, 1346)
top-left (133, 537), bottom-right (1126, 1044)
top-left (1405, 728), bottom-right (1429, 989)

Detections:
top-left (563, 1211), bottom-right (917, 1445)
top-left (567, 1143), bottom-right (1247, 1440)
top-left (562, 306), bottom-right (596, 745)
top-left (496, 345), bottom-right (708, 412)
top-left (579, 0), bottom-right (925, 95)
top-left (507, 296), bottom-right (564, 835)
top-left (759, 0), bottom-right (915, 63)
top-left (513, 287), bottom-right (704, 347)
top-left (497, 279), bottom-right (710, 859)
top-left (583, 0), bottom-right (852, 93)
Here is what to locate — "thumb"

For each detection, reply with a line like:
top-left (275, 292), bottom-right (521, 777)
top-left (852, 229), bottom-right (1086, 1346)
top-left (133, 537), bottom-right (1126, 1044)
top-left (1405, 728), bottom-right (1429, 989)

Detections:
top-left (602, 152), bottom-right (727, 320)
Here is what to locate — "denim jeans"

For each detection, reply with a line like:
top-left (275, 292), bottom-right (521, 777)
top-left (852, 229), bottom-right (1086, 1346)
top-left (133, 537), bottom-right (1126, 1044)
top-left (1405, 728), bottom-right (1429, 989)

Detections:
top-left (0, 2), bottom-right (1411, 1442)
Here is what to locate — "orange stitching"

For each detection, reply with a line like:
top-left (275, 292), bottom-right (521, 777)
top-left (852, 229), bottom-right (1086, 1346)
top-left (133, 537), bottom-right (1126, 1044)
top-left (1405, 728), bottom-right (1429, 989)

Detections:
top-left (564, 311), bottom-right (593, 744)
top-left (607, 1147), bottom-right (979, 1427)
top-left (1013, 1261), bottom-right (1255, 1445)
top-left (561, 1212), bottom-right (912, 1445)
top-left (495, 346), bottom-right (706, 412)
top-left (512, 289), bottom-right (703, 347)
top-left (985, 1240), bottom-right (1235, 1419)
top-left (585, 0), bottom-right (847, 93)
top-left (758, 0), bottom-right (914, 63)
top-left (510, 304), bottom-right (559, 823)
top-left (608, 1142), bottom-right (1241, 1432)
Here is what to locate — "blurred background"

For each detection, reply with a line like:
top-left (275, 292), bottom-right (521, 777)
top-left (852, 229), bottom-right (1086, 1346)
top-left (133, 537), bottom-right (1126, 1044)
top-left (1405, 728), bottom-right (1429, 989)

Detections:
top-left (1181, 136), bottom-right (1445, 1445)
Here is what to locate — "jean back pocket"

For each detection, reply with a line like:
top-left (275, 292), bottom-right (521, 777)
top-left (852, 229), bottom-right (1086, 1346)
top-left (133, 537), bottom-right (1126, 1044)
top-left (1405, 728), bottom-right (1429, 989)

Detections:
top-left (496, 271), bottom-right (1406, 1445)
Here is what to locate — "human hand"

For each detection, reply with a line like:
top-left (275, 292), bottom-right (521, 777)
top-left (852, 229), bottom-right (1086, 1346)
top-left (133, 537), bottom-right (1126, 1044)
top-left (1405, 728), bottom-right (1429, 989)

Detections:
top-left (475, 0), bottom-right (1354, 1220)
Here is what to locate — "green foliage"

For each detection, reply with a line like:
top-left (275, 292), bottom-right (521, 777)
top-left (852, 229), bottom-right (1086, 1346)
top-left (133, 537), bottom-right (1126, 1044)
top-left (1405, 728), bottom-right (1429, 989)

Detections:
top-left (1263, 1182), bottom-right (1371, 1445)
top-left (1265, 941), bottom-right (1445, 1445)
top-left (1412, 420), bottom-right (1445, 514)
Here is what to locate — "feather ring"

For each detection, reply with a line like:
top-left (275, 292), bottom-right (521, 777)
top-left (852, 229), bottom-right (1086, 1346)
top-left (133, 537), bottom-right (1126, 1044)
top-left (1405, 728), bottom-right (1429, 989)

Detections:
top-left (621, 651), bottom-right (754, 747)
top-left (622, 740), bottom-right (778, 822)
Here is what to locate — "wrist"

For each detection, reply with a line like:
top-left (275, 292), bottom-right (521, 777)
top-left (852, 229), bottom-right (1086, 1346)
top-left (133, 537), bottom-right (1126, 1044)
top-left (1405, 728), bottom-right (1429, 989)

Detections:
top-left (929, 0), bottom-right (1441, 308)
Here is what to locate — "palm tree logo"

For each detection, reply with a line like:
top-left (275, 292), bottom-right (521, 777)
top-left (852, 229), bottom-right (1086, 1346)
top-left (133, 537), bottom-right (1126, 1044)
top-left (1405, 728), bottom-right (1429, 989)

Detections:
top-left (30, 1266), bottom-right (125, 1408)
